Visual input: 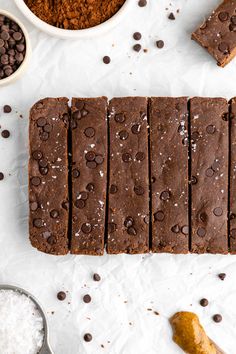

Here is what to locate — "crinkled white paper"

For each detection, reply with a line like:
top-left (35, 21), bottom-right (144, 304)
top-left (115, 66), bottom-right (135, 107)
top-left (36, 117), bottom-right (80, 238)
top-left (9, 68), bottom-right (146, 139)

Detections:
top-left (0, 0), bottom-right (236, 353)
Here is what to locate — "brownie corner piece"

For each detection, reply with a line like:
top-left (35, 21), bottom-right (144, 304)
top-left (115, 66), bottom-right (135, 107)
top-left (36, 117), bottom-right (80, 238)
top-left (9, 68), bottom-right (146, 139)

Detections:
top-left (192, 0), bottom-right (236, 67)
top-left (70, 97), bottom-right (108, 256)
top-left (29, 97), bottom-right (70, 255)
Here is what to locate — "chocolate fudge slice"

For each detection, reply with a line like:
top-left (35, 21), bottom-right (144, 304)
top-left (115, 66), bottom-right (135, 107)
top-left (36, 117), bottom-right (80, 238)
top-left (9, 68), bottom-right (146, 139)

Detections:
top-left (70, 97), bottom-right (108, 255)
top-left (230, 98), bottom-right (236, 253)
top-left (150, 97), bottom-right (189, 253)
top-left (107, 97), bottom-right (149, 254)
top-left (192, 1), bottom-right (236, 67)
top-left (190, 97), bottom-right (229, 254)
top-left (29, 98), bottom-right (69, 255)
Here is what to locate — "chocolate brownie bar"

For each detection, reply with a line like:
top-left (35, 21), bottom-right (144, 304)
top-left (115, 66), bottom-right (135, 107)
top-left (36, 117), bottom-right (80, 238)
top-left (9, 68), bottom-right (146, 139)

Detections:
top-left (230, 98), bottom-right (236, 253)
top-left (107, 97), bottom-right (149, 254)
top-left (70, 97), bottom-right (108, 255)
top-left (190, 97), bottom-right (228, 254)
top-left (29, 98), bottom-right (69, 255)
top-left (192, 1), bottom-right (236, 67)
top-left (150, 97), bottom-right (189, 253)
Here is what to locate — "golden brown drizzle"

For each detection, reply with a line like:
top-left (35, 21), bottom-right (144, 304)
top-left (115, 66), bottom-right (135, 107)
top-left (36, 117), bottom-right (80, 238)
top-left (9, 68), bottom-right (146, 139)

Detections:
top-left (169, 312), bottom-right (225, 354)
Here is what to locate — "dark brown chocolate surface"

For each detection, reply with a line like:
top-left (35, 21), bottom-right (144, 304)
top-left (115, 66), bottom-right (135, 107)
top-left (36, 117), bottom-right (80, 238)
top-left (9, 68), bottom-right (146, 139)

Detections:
top-left (192, 1), bottom-right (236, 67)
top-left (190, 97), bottom-right (228, 254)
top-left (107, 97), bottom-right (149, 254)
top-left (29, 98), bottom-right (69, 255)
top-left (70, 97), bottom-right (108, 255)
top-left (150, 97), bottom-right (189, 253)
top-left (230, 98), bottom-right (236, 253)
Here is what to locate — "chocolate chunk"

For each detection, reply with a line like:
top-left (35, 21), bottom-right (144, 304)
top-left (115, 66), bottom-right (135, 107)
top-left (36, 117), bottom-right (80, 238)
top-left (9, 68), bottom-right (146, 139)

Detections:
top-left (1, 130), bottom-right (10, 138)
top-left (3, 105), bottom-right (12, 113)
top-left (84, 333), bottom-right (92, 342)
top-left (83, 294), bottom-right (91, 303)
top-left (136, 151), bottom-right (145, 161)
top-left (154, 211), bottom-right (165, 222)
top-left (133, 32), bottom-right (142, 40)
top-left (93, 273), bottom-right (101, 281)
top-left (156, 40), bottom-right (164, 49)
top-left (213, 314), bottom-right (222, 323)
top-left (200, 298), bottom-right (208, 307)
top-left (133, 44), bottom-right (142, 52)
top-left (168, 13), bottom-right (175, 20)
top-left (160, 190), bottom-right (170, 201)
top-left (138, 0), bottom-right (147, 7)
top-left (122, 153), bottom-right (132, 162)
top-left (57, 291), bottom-right (66, 301)
top-left (103, 56), bottom-right (111, 64)
top-left (86, 183), bottom-right (94, 192)
top-left (218, 273), bottom-right (226, 280)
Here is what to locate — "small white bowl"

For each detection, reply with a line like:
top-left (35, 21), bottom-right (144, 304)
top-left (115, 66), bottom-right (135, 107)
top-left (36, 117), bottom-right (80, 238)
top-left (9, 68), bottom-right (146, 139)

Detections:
top-left (0, 9), bottom-right (31, 87)
top-left (14, 0), bottom-right (132, 39)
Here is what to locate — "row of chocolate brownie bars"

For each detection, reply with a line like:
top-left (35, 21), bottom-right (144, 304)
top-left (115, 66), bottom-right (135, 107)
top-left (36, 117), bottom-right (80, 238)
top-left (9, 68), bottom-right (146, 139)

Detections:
top-left (29, 96), bottom-right (236, 256)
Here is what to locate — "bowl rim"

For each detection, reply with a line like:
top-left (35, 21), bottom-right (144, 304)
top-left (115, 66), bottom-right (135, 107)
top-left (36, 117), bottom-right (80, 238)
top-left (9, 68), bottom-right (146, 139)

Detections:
top-left (14, 0), bottom-right (132, 39)
top-left (0, 9), bottom-right (31, 86)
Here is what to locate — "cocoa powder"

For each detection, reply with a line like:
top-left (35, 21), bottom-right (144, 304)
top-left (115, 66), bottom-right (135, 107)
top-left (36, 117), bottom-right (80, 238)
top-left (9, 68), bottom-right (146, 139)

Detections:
top-left (24, 0), bottom-right (126, 30)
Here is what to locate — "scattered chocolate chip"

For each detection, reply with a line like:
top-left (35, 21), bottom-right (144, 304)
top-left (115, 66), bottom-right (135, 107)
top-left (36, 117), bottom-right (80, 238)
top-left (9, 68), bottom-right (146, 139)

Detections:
top-left (72, 169), bottom-right (80, 178)
top-left (37, 117), bottom-right (46, 127)
top-left (156, 40), bottom-right (164, 49)
top-left (191, 176), bottom-right (198, 185)
top-left (206, 124), bottom-right (216, 134)
top-left (133, 32), bottom-right (142, 40)
top-left (40, 132), bottom-right (49, 141)
top-left (199, 212), bottom-right (207, 223)
top-left (124, 216), bottom-right (134, 228)
top-left (218, 11), bottom-right (229, 22)
top-left (80, 191), bottom-right (88, 200)
top-left (86, 161), bottom-right (97, 169)
top-left (57, 291), bottom-right (66, 301)
top-left (115, 113), bottom-right (125, 123)
top-left (181, 225), bottom-right (189, 235)
top-left (122, 153), bottom-right (132, 162)
top-left (84, 127), bottom-right (95, 138)
top-left (47, 236), bottom-right (56, 245)
top-left (110, 184), bottom-right (118, 194)
top-left (213, 207), bottom-right (223, 217)
top-left (84, 333), bottom-right (92, 342)
top-left (119, 130), bottom-right (129, 140)
top-left (38, 159), bottom-right (47, 168)
top-left (154, 211), bottom-right (164, 222)
top-left (31, 176), bottom-right (41, 186)
top-left (43, 124), bottom-right (52, 133)
top-left (218, 273), bottom-right (226, 281)
top-left (50, 209), bottom-right (59, 218)
top-left (218, 42), bottom-right (229, 54)
top-left (0, 172), bottom-right (4, 181)
top-left (108, 222), bottom-right (117, 233)
top-left (103, 56), bottom-right (111, 64)
top-left (213, 314), bottom-right (222, 323)
top-left (40, 167), bottom-right (48, 175)
top-left (197, 227), bottom-right (206, 237)
top-left (131, 124), bottom-right (141, 134)
top-left (205, 168), bottom-right (214, 177)
top-left (160, 190), bottom-right (170, 201)
top-left (95, 155), bottom-right (104, 164)
top-left (85, 151), bottom-right (96, 161)
top-left (81, 223), bottom-right (92, 234)
top-left (32, 150), bottom-right (43, 160)
top-left (1, 130), bottom-right (10, 138)
top-left (30, 201), bottom-right (38, 211)
top-left (171, 224), bottom-right (180, 233)
top-left (127, 227), bottom-right (137, 235)
top-left (168, 12), bottom-right (175, 20)
top-left (62, 201), bottom-right (69, 210)
top-left (200, 298), bottom-right (209, 307)
top-left (134, 185), bottom-right (144, 195)
top-left (3, 105), bottom-right (12, 113)
top-left (75, 199), bottom-right (85, 209)
top-left (138, 0), bottom-right (147, 7)
top-left (86, 183), bottom-right (94, 192)
top-left (33, 218), bottom-right (43, 228)
top-left (133, 44), bottom-right (142, 52)
top-left (83, 294), bottom-right (91, 303)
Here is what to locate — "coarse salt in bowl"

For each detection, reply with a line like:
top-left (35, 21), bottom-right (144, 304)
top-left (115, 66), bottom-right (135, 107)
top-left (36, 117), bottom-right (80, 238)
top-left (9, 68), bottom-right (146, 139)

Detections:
top-left (0, 289), bottom-right (44, 354)
top-left (14, 0), bottom-right (133, 39)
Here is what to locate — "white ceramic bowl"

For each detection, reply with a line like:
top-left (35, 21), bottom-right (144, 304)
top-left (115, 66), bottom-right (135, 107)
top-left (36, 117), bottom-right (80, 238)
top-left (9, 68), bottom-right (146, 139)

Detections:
top-left (0, 9), bottom-right (31, 87)
top-left (15, 0), bottom-right (132, 39)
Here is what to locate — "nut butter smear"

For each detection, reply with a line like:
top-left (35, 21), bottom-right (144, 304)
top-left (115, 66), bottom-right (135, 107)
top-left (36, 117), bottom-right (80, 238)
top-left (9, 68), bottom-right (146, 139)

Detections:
top-left (170, 312), bottom-right (225, 354)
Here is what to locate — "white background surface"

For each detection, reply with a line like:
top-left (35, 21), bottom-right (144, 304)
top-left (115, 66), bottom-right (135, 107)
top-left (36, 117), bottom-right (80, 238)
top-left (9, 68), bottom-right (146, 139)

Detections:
top-left (0, 0), bottom-right (236, 353)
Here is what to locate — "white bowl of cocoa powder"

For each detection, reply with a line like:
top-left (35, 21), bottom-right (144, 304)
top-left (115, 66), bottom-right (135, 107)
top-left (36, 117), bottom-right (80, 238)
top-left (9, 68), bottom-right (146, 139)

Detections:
top-left (15, 0), bottom-right (132, 39)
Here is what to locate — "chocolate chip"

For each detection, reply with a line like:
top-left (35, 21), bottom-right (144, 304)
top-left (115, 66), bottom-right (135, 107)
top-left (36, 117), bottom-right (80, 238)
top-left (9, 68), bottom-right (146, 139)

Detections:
top-left (31, 176), bottom-right (41, 186)
top-left (50, 209), bottom-right (59, 218)
top-left (191, 176), bottom-right (198, 185)
top-left (133, 44), bottom-right (142, 52)
top-left (171, 224), bottom-right (180, 233)
top-left (1, 130), bottom-right (10, 138)
top-left (62, 201), bottom-right (69, 210)
top-left (199, 212), bottom-right (207, 223)
top-left (131, 124), bottom-right (141, 134)
top-left (127, 227), bottom-right (137, 235)
top-left (136, 152), bottom-right (145, 161)
top-left (231, 15), bottom-right (236, 24)
top-left (75, 199), bottom-right (85, 209)
top-left (81, 109), bottom-right (88, 117)
top-left (230, 213), bottom-right (236, 220)
top-left (37, 117), bottom-right (46, 127)
top-left (86, 161), bottom-right (97, 169)
top-left (133, 32), bottom-right (142, 40)
top-left (213, 314), bottom-right (222, 323)
top-left (156, 40), bottom-right (164, 49)
top-left (86, 183), bottom-right (94, 192)
top-left (110, 184), bottom-right (118, 194)
top-left (43, 124), bottom-right (52, 133)
top-left (32, 150), bottom-right (43, 160)
top-left (83, 294), bottom-right (91, 303)
top-left (134, 185), bottom-right (144, 195)
top-left (3, 105), bottom-right (12, 113)
top-left (30, 201), bottom-right (38, 211)
top-left (84, 333), bottom-right (92, 342)
top-left (206, 125), bottom-right (216, 134)
top-left (80, 191), bottom-right (88, 200)
top-left (138, 0), bottom-right (147, 7)
top-left (85, 151), bottom-right (96, 161)
top-left (213, 207), bottom-right (223, 217)
top-left (115, 113), bottom-right (125, 123)
top-left (40, 167), bottom-right (48, 175)
top-left (47, 236), bottom-right (56, 245)
top-left (212, 160), bottom-right (220, 172)
top-left (0, 172), bottom-right (4, 181)
top-left (192, 131), bottom-right (200, 142)
top-left (57, 291), bottom-right (66, 301)
top-left (119, 130), bottom-right (129, 140)
top-left (33, 218), bottom-right (43, 228)
top-left (72, 169), bottom-right (80, 178)
top-left (108, 222), bottom-right (117, 233)
top-left (160, 190), bottom-right (170, 201)
top-left (168, 13), bottom-right (175, 20)
top-left (218, 273), bottom-right (226, 281)
top-left (218, 42), bottom-right (229, 54)
top-left (42, 231), bottom-right (51, 239)
top-left (38, 159), bottom-right (47, 168)
top-left (84, 127), bottom-right (95, 138)
top-left (124, 216), bottom-right (134, 228)
top-left (205, 168), bottom-right (214, 177)
top-left (81, 223), bottom-right (92, 234)
top-left (93, 273), bottom-right (101, 281)
top-left (200, 298), bottom-right (208, 307)
top-left (73, 110), bottom-right (81, 121)
top-left (197, 227), bottom-right (206, 237)
top-left (154, 211), bottom-right (164, 222)
top-left (1, 31), bottom-right (9, 41)
top-left (181, 225), bottom-right (189, 235)
top-left (13, 31), bottom-right (22, 41)
top-left (229, 23), bottom-right (236, 31)
top-left (122, 153), bottom-right (132, 162)
top-left (218, 11), bottom-right (229, 22)
top-left (103, 56), bottom-right (111, 64)
top-left (222, 112), bottom-right (229, 121)
top-left (95, 155), bottom-right (104, 164)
